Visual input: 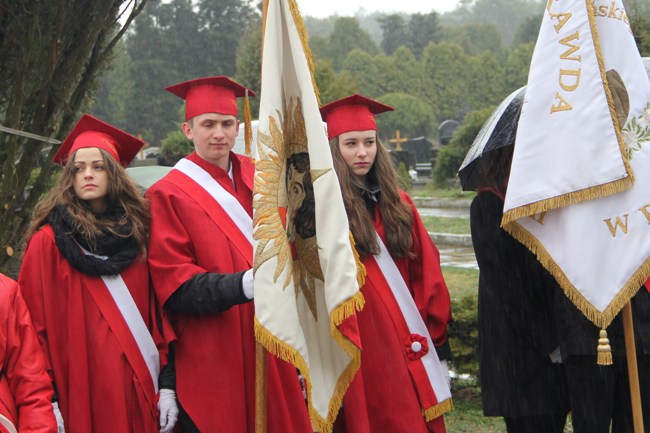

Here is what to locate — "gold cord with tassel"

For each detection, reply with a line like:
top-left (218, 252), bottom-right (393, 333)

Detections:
top-left (597, 329), bottom-right (613, 366)
top-left (244, 89), bottom-right (253, 158)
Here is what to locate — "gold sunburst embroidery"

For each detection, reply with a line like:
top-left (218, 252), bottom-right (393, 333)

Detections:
top-left (253, 95), bottom-right (327, 320)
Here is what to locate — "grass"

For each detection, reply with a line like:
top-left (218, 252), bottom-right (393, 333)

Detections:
top-left (422, 215), bottom-right (471, 235)
top-left (441, 266), bottom-right (479, 299)
top-left (444, 383), bottom-right (506, 433)
top-left (410, 185), bottom-right (476, 200)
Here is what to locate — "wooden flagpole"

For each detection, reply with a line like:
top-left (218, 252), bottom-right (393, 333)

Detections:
top-left (255, 3), bottom-right (270, 433)
top-left (622, 301), bottom-right (645, 433)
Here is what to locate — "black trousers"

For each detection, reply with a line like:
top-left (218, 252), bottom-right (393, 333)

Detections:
top-left (178, 400), bottom-right (201, 433)
top-left (564, 355), bottom-right (650, 433)
top-left (504, 414), bottom-right (567, 433)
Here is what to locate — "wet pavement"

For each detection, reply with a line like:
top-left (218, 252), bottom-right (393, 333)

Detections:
top-left (418, 206), bottom-right (470, 219)
top-left (416, 202), bottom-right (478, 269)
top-left (439, 245), bottom-right (478, 269)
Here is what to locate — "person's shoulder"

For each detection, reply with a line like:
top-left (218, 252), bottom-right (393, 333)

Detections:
top-left (0, 273), bottom-right (17, 293)
top-left (0, 273), bottom-right (19, 309)
top-left (23, 225), bottom-right (57, 257)
top-left (397, 189), bottom-right (415, 205)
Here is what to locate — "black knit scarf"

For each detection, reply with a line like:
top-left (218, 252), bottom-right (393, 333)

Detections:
top-left (49, 205), bottom-right (140, 276)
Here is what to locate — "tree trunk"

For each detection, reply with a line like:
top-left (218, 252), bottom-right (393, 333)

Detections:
top-left (0, 0), bottom-right (149, 275)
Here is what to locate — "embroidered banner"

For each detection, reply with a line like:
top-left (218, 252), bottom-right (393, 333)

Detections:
top-left (253, 0), bottom-right (364, 432)
top-left (503, 0), bottom-right (650, 327)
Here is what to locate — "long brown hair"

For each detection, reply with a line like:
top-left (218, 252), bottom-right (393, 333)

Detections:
top-left (24, 149), bottom-right (150, 255)
top-left (330, 135), bottom-right (413, 258)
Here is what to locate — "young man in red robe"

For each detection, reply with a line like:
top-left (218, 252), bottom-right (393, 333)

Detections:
top-left (147, 76), bottom-right (312, 433)
top-left (0, 273), bottom-right (56, 433)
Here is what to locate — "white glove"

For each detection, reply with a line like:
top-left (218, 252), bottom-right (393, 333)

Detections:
top-left (157, 389), bottom-right (179, 433)
top-left (549, 346), bottom-right (563, 364)
top-left (439, 360), bottom-right (452, 389)
top-left (242, 269), bottom-right (254, 299)
top-left (52, 401), bottom-right (66, 433)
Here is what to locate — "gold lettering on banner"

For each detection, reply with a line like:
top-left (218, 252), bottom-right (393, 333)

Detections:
top-left (559, 32), bottom-right (581, 61)
top-left (547, 6), bottom-right (582, 114)
top-left (559, 69), bottom-right (581, 92)
top-left (550, 12), bottom-right (572, 32)
top-left (529, 212), bottom-right (547, 225)
top-left (639, 204), bottom-right (650, 223)
top-left (551, 92), bottom-right (573, 113)
top-left (604, 214), bottom-right (629, 237)
top-left (593, 1), bottom-right (630, 26)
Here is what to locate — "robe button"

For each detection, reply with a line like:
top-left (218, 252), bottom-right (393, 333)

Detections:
top-left (411, 341), bottom-right (422, 353)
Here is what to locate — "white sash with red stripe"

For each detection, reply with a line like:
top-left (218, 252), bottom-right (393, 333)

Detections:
top-left (374, 233), bottom-right (451, 402)
top-left (173, 158), bottom-right (253, 245)
top-left (82, 246), bottom-right (161, 393)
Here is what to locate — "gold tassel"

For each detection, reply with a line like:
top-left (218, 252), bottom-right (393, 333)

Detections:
top-left (244, 89), bottom-right (253, 158)
top-left (349, 232), bottom-right (366, 287)
top-left (597, 329), bottom-right (613, 366)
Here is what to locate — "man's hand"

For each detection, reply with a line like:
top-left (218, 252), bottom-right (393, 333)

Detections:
top-left (158, 389), bottom-right (179, 433)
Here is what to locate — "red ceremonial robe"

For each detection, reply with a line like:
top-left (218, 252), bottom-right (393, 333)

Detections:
top-left (146, 152), bottom-right (312, 433)
top-left (18, 226), bottom-right (166, 433)
top-left (0, 274), bottom-right (56, 433)
top-left (338, 191), bottom-right (452, 433)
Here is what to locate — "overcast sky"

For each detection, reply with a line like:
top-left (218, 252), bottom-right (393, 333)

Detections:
top-left (298, 0), bottom-right (462, 18)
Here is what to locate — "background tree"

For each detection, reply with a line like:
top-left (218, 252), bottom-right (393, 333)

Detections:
top-left (432, 106), bottom-right (493, 186)
top-left (377, 93), bottom-right (437, 140)
top-left (512, 15), bottom-right (542, 46)
top-left (313, 61), bottom-right (358, 105)
top-left (466, 52), bottom-right (506, 111)
top-left (0, 0), bottom-right (148, 273)
top-left (236, 19), bottom-right (263, 115)
top-left (341, 49), bottom-right (384, 97)
top-left (408, 12), bottom-right (442, 59)
top-left (444, 23), bottom-right (505, 57)
top-left (88, 40), bottom-right (133, 128)
top-left (421, 42), bottom-right (473, 122)
top-left (378, 14), bottom-right (409, 55)
top-left (327, 17), bottom-right (379, 70)
top-left (626, 0), bottom-right (650, 56)
top-left (504, 42), bottom-right (535, 91)
top-left (197, 0), bottom-right (256, 76)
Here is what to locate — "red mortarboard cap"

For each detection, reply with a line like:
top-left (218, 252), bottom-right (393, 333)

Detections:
top-left (53, 114), bottom-right (144, 167)
top-left (165, 76), bottom-right (256, 121)
top-left (320, 94), bottom-right (394, 140)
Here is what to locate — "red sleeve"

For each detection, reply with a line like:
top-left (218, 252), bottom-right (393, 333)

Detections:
top-left (2, 276), bottom-right (57, 433)
top-left (17, 229), bottom-right (56, 379)
top-left (146, 182), bottom-right (209, 305)
top-left (401, 192), bottom-right (452, 348)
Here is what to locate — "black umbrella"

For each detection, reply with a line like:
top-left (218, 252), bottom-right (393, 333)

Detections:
top-left (458, 86), bottom-right (525, 192)
top-left (459, 57), bottom-right (650, 192)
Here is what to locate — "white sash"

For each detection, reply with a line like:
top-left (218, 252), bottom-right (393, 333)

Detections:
top-left (0, 415), bottom-right (16, 433)
top-left (374, 233), bottom-right (451, 401)
top-left (174, 158), bottom-right (253, 245)
top-left (82, 248), bottom-right (160, 393)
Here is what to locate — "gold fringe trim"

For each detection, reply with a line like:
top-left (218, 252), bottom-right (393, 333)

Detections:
top-left (586, 0), bottom-right (633, 179)
top-left (501, 176), bottom-right (633, 225)
top-left (331, 291), bottom-right (366, 326)
top-left (349, 232), bottom-right (367, 288)
top-left (503, 1), bottom-right (636, 225)
top-left (503, 220), bottom-right (650, 330)
top-left (244, 89), bottom-right (253, 158)
top-left (254, 307), bottom-right (362, 433)
top-left (287, 0), bottom-right (321, 105)
top-left (597, 329), bottom-right (613, 366)
top-left (423, 398), bottom-right (454, 422)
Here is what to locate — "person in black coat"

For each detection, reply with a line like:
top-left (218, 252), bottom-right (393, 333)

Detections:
top-left (555, 282), bottom-right (650, 433)
top-left (470, 146), bottom-right (569, 433)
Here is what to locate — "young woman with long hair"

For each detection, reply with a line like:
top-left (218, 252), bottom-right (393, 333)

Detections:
top-left (322, 94), bottom-right (453, 433)
top-left (18, 114), bottom-right (177, 433)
